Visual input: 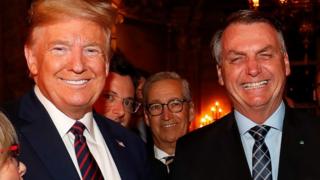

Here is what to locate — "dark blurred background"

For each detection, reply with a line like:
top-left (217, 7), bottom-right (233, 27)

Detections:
top-left (1, 0), bottom-right (319, 127)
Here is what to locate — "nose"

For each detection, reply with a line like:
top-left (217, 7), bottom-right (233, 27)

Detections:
top-left (18, 162), bottom-right (27, 178)
top-left (69, 47), bottom-right (85, 73)
top-left (111, 101), bottom-right (125, 119)
top-left (246, 58), bottom-right (261, 77)
top-left (161, 105), bottom-right (173, 121)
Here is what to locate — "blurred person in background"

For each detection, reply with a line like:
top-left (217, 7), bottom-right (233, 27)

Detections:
top-left (130, 68), bottom-right (152, 143)
top-left (0, 111), bottom-right (26, 179)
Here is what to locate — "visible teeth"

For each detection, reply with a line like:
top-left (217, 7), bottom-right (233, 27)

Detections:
top-left (163, 123), bottom-right (176, 128)
top-left (64, 79), bottom-right (88, 85)
top-left (243, 80), bottom-right (267, 89)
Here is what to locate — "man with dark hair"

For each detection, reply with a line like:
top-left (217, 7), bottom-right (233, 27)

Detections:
top-left (94, 50), bottom-right (141, 127)
top-left (172, 10), bottom-right (320, 180)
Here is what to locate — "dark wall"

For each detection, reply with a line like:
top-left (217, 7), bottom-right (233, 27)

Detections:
top-left (0, 0), bottom-right (34, 104)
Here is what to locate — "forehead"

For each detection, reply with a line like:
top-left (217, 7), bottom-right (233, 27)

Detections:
top-left (30, 18), bottom-right (108, 47)
top-left (221, 22), bottom-right (279, 51)
top-left (105, 72), bottom-right (135, 96)
top-left (147, 79), bottom-right (183, 102)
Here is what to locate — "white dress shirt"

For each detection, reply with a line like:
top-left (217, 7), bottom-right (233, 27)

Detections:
top-left (235, 101), bottom-right (285, 180)
top-left (34, 86), bottom-right (121, 180)
top-left (154, 145), bottom-right (174, 164)
top-left (154, 145), bottom-right (174, 173)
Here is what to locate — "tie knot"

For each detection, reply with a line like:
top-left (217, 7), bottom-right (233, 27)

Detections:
top-left (249, 125), bottom-right (270, 142)
top-left (70, 121), bottom-right (86, 136)
top-left (164, 156), bottom-right (174, 165)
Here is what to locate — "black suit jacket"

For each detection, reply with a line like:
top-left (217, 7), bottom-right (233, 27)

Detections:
top-left (2, 90), bottom-right (151, 180)
top-left (150, 157), bottom-right (170, 180)
top-left (172, 107), bottom-right (320, 180)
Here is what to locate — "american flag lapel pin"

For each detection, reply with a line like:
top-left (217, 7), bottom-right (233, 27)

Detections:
top-left (116, 140), bottom-right (126, 148)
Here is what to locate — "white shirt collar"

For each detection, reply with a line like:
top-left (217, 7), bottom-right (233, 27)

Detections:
top-left (154, 145), bottom-right (174, 163)
top-left (235, 101), bottom-right (285, 136)
top-left (34, 86), bottom-right (95, 140)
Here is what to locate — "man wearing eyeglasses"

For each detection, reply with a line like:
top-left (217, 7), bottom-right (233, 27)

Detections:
top-left (142, 71), bottom-right (195, 180)
top-left (94, 50), bottom-right (141, 127)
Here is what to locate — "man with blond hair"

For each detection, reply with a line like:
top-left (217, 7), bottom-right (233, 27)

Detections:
top-left (2, 0), bottom-right (151, 179)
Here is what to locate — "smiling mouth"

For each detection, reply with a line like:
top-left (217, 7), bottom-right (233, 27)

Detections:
top-left (242, 80), bottom-right (268, 90)
top-left (63, 79), bottom-right (89, 85)
top-left (163, 123), bottom-right (177, 128)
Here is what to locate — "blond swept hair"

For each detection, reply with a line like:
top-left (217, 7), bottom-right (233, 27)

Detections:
top-left (0, 112), bottom-right (19, 168)
top-left (25, 0), bottom-right (117, 57)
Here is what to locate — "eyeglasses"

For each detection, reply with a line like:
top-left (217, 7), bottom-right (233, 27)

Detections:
top-left (146, 98), bottom-right (189, 116)
top-left (103, 92), bottom-right (141, 113)
top-left (0, 144), bottom-right (20, 167)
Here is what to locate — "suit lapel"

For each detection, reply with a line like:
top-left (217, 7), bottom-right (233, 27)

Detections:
top-left (220, 113), bottom-right (252, 179)
top-left (278, 107), bottom-right (304, 180)
top-left (94, 114), bottom-right (133, 180)
top-left (19, 91), bottom-right (79, 180)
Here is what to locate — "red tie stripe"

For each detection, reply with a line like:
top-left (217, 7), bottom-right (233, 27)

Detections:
top-left (70, 122), bottom-right (104, 180)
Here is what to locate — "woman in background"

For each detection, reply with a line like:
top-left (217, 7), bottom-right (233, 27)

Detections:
top-left (0, 111), bottom-right (26, 179)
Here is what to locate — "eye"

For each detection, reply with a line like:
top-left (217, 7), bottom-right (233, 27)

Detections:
top-left (227, 55), bottom-right (244, 64)
top-left (104, 93), bottom-right (115, 102)
top-left (149, 104), bottom-right (162, 111)
top-left (84, 47), bottom-right (102, 57)
top-left (259, 53), bottom-right (273, 59)
top-left (169, 99), bottom-right (183, 109)
top-left (50, 45), bottom-right (68, 56)
top-left (123, 98), bottom-right (134, 107)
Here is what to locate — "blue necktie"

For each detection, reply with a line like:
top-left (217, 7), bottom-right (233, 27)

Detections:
top-left (249, 125), bottom-right (272, 180)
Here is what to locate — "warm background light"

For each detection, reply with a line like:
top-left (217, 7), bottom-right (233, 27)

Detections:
top-left (190, 99), bottom-right (231, 131)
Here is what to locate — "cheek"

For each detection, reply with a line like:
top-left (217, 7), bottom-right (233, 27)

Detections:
top-left (0, 161), bottom-right (19, 179)
top-left (126, 112), bottom-right (131, 119)
top-left (90, 59), bottom-right (107, 74)
top-left (149, 118), bottom-right (160, 131)
top-left (221, 67), bottom-right (239, 82)
top-left (104, 109), bottom-right (114, 118)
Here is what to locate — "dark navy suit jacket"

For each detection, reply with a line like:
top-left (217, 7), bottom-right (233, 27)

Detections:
top-left (2, 90), bottom-right (151, 180)
top-left (172, 107), bottom-right (320, 180)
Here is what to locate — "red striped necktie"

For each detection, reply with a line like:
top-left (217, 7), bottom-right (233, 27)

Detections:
top-left (70, 121), bottom-right (104, 180)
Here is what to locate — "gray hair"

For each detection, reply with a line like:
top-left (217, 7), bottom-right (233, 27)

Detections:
top-left (210, 9), bottom-right (287, 65)
top-left (142, 71), bottom-right (192, 104)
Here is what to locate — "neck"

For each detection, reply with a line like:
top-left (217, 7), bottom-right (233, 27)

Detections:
top-left (235, 101), bottom-right (282, 124)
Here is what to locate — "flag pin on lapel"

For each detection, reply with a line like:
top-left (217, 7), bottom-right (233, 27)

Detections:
top-left (116, 140), bottom-right (126, 148)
